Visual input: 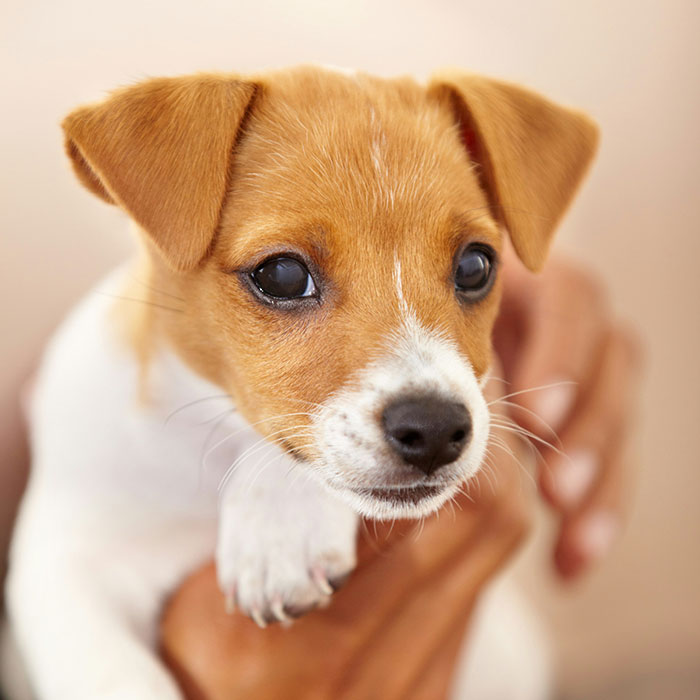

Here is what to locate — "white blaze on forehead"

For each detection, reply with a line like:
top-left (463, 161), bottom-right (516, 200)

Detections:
top-left (393, 255), bottom-right (411, 318)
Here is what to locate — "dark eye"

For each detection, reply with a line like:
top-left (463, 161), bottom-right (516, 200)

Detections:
top-left (251, 257), bottom-right (317, 299)
top-left (454, 246), bottom-right (495, 299)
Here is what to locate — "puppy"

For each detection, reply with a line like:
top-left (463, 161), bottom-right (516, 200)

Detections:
top-left (4, 66), bottom-right (597, 699)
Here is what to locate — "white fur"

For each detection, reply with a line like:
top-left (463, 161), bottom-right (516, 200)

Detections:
top-left (216, 445), bottom-right (357, 623)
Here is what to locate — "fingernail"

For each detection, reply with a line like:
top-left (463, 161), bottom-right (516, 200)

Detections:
top-left (578, 512), bottom-right (619, 561)
top-left (533, 381), bottom-right (575, 431)
top-left (554, 450), bottom-right (597, 507)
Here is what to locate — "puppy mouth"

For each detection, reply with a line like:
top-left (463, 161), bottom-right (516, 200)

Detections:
top-left (351, 484), bottom-right (446, 506)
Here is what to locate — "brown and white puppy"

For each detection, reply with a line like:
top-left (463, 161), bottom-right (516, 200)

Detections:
top-left (4, 67), bottom-right (596, 699)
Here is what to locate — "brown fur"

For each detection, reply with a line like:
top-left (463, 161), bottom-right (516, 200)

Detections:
top-left (63, 75), bottom-right (256, 271)
top-left (62, 66), bottom-right (597, 457)
top-left (429, 71), bottom-right (599, 271)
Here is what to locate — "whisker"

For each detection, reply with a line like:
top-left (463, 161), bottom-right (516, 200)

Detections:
top-left (476, 457), bottom-right (498, 496)
top-left (95, 291), bottom-right (184, 314)
top-left (165, 394), bottom-right (233, 425)
top-left (219, 426), bottom-right (314, 483)
top-left (487, 380), bottom-right (576, 406)
top-left (202, 412), bottom-right (316, 467)
top-left (385, 517), bottom-right (396, 539)
top-left (482, 375), bottom-right (509, 385)
top-left (490, 399), bottom-right (561, 439)
top-left (197, 407), bottom-right (237, 427)
top-left (217, 427), bottom-right (315, 493)
top-left (455, 483), bottom-right (475, 504)
top-left (243, 449), bottom-right (289, 499)
top-left (486, 443), bottom-right (536, 489)
top-left (128, 275), bottom-right (186, 302)
top-left (490, 418), bottom-right (564, 456)
top-left (488, 434), bottom-right (519, 461)
top-left (198, 409), bottom-right (237, 478)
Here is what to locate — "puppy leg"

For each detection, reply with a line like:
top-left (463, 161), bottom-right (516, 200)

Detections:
top-left (217, 440), bottom-right (358, 624)
top-left (6, 484), bottom-right (214, 700)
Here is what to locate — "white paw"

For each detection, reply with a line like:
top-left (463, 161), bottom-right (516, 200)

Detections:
top-left (216, 463), bottom-right (358, 626)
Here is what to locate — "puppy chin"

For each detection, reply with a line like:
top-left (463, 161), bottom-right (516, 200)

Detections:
top-left (323, 479), bottom-right (464, 520)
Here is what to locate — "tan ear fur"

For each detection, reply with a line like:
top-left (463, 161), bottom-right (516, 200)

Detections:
top-left (429, 72), bottom-right (599, 271)
top-left (62, 75), bottom-right (257, 271)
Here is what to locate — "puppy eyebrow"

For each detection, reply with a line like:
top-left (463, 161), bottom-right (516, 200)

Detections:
top-left (309, 231), bottom-right (330, 265)
top-left (222, 224), bottom-right (330, 270)
top-left (452, 208), bottom-right (499, 233)
top-left (449, 211), bottom-right (500, 247)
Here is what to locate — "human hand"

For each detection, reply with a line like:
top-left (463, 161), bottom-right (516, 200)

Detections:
top-left (493, 244), bottom-right (643, 578)
top-left (160, 376), bottom-right (534, 700)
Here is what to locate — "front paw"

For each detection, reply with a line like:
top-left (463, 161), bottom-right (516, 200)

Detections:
top-left (216, 474), bottom-right (358, 626)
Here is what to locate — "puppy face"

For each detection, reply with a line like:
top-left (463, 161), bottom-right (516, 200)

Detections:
top-left (63, 67), bottom-right (598, 518)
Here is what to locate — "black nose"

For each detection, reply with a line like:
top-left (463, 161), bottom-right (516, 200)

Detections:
top-left (382, 397), bottom-right (472, 475)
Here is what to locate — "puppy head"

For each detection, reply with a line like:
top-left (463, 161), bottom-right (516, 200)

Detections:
top-left (63, 67), bottom-right (597, 519)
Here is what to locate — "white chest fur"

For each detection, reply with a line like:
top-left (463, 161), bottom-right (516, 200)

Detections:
top-left (28, 267), bottom-right (259, 517)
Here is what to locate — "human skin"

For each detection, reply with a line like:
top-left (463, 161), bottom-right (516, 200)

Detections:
top-left (159, 250), bottom-right (642, 698)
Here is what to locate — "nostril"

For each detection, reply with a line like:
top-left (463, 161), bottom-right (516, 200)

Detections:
top-left (396, 429), bottom-right (423, 448)
top-left (450, 428), bottom-right (467, 444)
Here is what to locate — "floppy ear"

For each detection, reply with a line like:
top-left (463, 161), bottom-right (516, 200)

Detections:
top-left (62, 74), bottom-right (257, 271)
top-left (428, 72), bottom-right (599, 272)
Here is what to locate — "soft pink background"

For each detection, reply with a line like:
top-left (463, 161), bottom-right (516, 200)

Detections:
top-left (1, 1), bottom-right (698, 696)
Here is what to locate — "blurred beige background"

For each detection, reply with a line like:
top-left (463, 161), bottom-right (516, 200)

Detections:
top-left (1, 0), bottom-right (698, 697)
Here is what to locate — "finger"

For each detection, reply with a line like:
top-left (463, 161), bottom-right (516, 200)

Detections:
top-left (547, 327), bottom-right (642, 579)
top-left (554, 446), bottom-right (629, 579)
top-left (539, 325), bottom-right (641, 512)
top-left (509, 263), bottom-right (608, 437)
